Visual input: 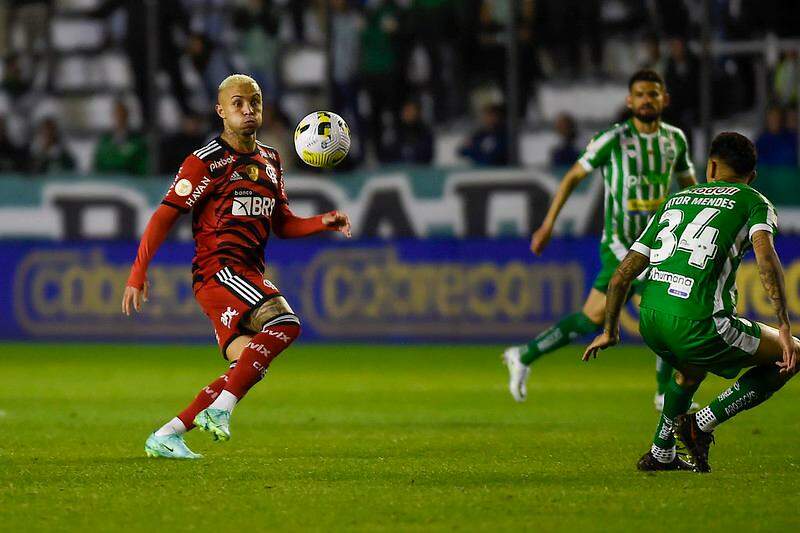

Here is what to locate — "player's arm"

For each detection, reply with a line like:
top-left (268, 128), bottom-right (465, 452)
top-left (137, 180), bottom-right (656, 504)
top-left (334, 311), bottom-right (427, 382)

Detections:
top-left (530, 161), bottom-right (590, 255)
top-left (122, 204), bottom-right (181, 315)
top-left (582, 250), bottom-right (650, 361)
top-left (272, 203), bottom-right (351, 239)
top-left (752, 230), bottom-right (796, 373)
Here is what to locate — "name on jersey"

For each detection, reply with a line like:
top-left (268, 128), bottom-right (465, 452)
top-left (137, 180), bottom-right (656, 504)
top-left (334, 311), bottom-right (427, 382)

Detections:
top-left (664, 195), bottom-right (736, 210)
top-left (210, 155), bottom-right (235, 171)
top-left (232, 189), bottom-right (275, 217)
top-left (185, 177), bottom-right (212, 207)
top-left (648, 267), bottom-right (694, 299)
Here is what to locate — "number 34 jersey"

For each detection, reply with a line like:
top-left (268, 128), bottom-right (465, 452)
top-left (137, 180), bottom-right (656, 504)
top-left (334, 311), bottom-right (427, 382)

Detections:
top-left (631, 181), bottom-right (777, 319)
top-left (161, 137), bottom-right (290, 287)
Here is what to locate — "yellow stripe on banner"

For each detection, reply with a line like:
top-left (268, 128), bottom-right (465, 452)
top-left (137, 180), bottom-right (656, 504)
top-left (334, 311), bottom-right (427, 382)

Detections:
top-left (627, 197), bottom-right (664, 212)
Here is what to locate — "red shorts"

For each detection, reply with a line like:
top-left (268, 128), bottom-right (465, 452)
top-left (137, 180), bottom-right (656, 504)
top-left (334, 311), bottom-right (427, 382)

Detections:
top-left (195, 266), bottom-right (282, 357)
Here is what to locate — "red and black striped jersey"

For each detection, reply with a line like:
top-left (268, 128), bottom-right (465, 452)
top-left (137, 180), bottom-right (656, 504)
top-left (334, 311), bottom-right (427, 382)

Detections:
top-left (162, 136), bottom-right (290, 287)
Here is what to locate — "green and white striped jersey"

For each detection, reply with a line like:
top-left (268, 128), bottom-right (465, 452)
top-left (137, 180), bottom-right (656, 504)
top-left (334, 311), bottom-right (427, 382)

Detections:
top-left (632, 181), bottom-right (778, 319)
top-left (578, 119), bottom-right (694, 261)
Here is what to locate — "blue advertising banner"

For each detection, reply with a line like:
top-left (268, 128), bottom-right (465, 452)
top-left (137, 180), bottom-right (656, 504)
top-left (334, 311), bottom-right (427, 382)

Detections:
top-left (1, 237), bottom-right (799, 343)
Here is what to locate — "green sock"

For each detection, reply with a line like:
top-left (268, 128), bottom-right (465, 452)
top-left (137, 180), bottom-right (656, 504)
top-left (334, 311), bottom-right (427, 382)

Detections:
top-left (706, 365), bottom-right (788, 426)
top-left (520, 312), bottom-right (601, 365)
top-left (655, 356), bottom-right (673, 395)
top-left (653, 377), bottom-right (698, 449)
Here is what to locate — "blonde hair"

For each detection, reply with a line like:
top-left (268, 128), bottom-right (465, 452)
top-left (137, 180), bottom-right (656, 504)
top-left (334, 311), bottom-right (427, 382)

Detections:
top-left (217, 74), bottom-right (261, 98)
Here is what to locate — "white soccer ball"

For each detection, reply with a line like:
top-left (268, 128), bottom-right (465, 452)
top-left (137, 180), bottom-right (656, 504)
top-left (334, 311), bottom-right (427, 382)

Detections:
top-left (294, 111), bottom-right (351, 168)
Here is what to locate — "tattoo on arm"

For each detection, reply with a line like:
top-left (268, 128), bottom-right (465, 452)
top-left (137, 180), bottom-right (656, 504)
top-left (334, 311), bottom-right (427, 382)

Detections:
top-left (604, 251), bottom-right (650, 334)
top-left (752, 231), bottom-right (790, 327)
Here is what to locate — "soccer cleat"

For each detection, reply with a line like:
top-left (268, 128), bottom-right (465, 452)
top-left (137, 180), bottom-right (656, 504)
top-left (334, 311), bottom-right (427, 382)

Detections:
top-left (654, 393), bottom-right (700, 413)
top-left (502, 346), bottom-right (530, 402)
top-left (636, 451), bottom-right (693, 472)
top-left (675, 413), bottom-right (714, 473)
top-left (144, 432), bottom-right (202, 459)
top-left (193, 408), bottom-right (231, 442)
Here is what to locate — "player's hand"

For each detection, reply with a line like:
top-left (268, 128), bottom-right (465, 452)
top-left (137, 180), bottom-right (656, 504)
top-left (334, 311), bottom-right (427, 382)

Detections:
top-left (530, 223), bottom-right (553, 255)
top-left (582, 330), bottom-right (619, 362)
top-left (775, 325), bottom-right (797, 375)
top-left (322, 210), bottom-right (352, 238)
top-left (121, 281), bottom-right (149, 316)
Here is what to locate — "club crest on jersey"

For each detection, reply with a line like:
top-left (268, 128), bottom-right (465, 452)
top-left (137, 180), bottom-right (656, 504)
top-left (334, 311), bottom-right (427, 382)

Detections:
top-left (247, 165), bottom-right (260, 181)
top-left (264, 163), bottom-right (277, 184)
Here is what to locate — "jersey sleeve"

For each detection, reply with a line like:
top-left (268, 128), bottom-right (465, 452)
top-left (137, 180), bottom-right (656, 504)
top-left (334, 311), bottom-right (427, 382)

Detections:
top-left (273, 151), bottom-right (289, 204)
top-left (747, 196), bottom-right (778, 242)
top-left (672, 129), bottom-right (695, 180)
top-left (630, 206), bottom-right (664, 258)
top-left (161, 154), bottom-right (213, 212)
top-left (577, 130), bottom-right (615, 172)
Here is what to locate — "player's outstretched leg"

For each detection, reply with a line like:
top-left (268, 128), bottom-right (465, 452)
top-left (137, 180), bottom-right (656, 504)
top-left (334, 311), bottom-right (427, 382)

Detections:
top-left (677, 326), bottom-right (799, 472)
top-left (143, 363), bottom-right (236, 458)
top-left (640, 372), bottom-right (700, 472)
top-left (503, 311), bottom-right (600, 402)
top-left (654, 357), bottom-right (700, 413)
top-left (145, 432), bottom-right (203, 459)
top-left (195, 321), bottom-right (301, 442)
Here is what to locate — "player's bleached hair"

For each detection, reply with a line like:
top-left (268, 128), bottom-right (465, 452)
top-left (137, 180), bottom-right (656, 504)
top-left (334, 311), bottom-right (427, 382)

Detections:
top-left (217, 74), bottom-right (261, 96)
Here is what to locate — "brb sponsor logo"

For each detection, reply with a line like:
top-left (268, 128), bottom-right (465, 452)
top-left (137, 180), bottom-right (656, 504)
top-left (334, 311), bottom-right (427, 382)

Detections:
top-left (648, 267), bottom-right (695, 299)
top-left (210, 155), bottom-right (234, 171)
top-left (220, 306), bottom-right (239, 328)
top-left (232, 189), bottom-right (275, 217)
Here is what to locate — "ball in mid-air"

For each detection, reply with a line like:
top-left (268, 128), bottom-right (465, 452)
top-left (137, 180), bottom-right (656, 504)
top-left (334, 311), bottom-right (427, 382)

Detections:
top-left (294, 111), bottom-right (351, 168)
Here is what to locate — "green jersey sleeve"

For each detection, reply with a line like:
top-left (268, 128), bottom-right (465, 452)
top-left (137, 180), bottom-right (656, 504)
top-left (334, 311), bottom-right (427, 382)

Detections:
top-left (747, 196), bottom-right (778, 242)
top-left (671, 129), bottom-right (694, 180)
top-left (577, 129), bottom-right (616, 172)
top-left (629, 207), bottom-right (663, 258)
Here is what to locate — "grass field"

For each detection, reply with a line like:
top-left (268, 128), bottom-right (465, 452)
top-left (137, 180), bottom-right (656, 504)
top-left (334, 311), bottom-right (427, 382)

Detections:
top-left (1, 342), bottom-right (799, 532)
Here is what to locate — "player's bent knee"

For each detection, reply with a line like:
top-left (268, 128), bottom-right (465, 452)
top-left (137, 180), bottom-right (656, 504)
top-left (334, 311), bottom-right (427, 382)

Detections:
top-left (244, 296), bottom-right (300, 332)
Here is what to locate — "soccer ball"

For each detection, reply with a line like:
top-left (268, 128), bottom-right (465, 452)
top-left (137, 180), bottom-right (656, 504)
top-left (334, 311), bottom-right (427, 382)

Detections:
top-left (294, 111), bottom-right (351, 168)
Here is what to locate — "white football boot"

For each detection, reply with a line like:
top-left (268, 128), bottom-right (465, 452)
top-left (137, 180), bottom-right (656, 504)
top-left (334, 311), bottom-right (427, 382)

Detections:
top-left (503, 346), bottom-right (530, 402)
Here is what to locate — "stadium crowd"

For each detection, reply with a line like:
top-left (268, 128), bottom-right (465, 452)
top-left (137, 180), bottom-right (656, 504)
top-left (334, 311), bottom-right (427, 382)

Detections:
top-left (0, 0), bottom-right (799, 174)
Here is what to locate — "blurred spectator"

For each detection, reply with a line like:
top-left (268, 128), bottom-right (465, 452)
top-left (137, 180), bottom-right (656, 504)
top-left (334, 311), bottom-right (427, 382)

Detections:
top-left (773, 50), bottom-right (799, 107)
top-left (549, 113), bottom-right (580, 168)
top-left (459, 103), bottom-right (508, 166)
top-left (233, 0), bottom-right (281, 103)
top-left (0, 54), bottom-right (32, 99)
top-left (378, 100), bottom-right (434, 164)
top-left (257, 103), bottom-right (294, 170)
top-left (30, 117), bottom-right (76, 174)
top-left (94, 101), bottom-right (148, 175)
top-left (755, 106), bottom-right (798, 166)
top-left (0, 115), bottom-right (28, 173)
top-left (331, 0), bottom-right (363, 152)
top-left (639, 33), bottom-right (666, 75)
top-left (664, 37), bottom-right (699, 143)
top-left (91, 0), bottom-right (191, 120)
top-left (185, 33), bottom-right (234, 105)
top-left (159, 114), bottom-right (208, 173)
top-left (360, 0), bottom-right (402, 157)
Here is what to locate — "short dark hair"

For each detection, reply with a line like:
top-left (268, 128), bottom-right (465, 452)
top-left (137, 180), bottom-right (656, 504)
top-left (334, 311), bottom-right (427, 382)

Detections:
top-left (628, 69), bottom-right (665, 90)
top-left (709, 132), bottom-right (757, 176)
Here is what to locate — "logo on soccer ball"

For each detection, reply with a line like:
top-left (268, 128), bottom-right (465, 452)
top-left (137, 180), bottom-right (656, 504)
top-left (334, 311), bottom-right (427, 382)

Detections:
top-left (175, 178), bottom-right (193, 197)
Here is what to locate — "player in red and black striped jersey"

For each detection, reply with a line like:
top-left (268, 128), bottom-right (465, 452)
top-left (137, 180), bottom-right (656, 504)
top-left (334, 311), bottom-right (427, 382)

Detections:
top-left (122, 74), bottom-right (351, 459)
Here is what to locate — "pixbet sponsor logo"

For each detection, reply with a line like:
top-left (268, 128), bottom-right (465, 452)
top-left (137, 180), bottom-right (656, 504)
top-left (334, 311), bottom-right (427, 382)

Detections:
top-left (220, 306), bottom-right (239, 328)
top-left (262, 329), bottom-right (292, 343)
top-left (246, 341), bottom-right (271, 358)
top-left (210, 155), bottom-right (234, 171)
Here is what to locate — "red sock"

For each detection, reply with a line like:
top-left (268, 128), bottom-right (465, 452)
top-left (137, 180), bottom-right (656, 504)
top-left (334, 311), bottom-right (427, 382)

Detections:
top-left (223, 323), bottom-right (300, 399)
top-left (177, 364), bottom-right (235, 429)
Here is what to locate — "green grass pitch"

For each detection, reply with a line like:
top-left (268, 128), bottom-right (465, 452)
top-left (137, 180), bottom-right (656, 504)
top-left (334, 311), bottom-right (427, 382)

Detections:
top-left (1, 342), bottom-right (799, 531)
